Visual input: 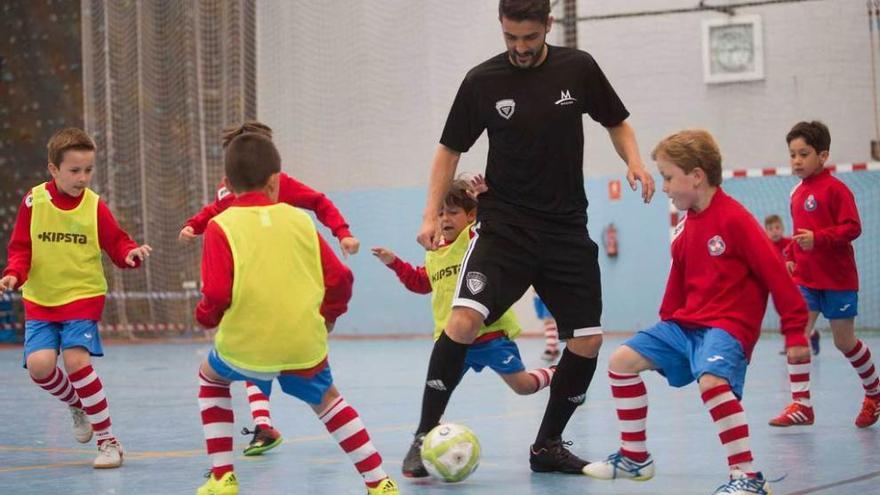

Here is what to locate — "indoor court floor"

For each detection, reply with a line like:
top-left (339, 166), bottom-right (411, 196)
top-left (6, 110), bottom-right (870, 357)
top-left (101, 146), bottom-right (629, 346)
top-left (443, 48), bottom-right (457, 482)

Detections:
top-left (1, 333), bottom-right (878, 494)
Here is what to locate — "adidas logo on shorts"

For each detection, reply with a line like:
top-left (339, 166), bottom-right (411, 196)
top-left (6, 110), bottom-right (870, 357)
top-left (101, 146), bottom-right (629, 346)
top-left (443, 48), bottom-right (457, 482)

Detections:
top-left (426, 379), bottom-right (447, 391)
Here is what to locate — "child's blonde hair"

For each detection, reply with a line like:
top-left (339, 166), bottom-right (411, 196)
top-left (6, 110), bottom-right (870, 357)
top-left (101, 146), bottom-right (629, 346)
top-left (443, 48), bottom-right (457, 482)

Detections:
top-left (652, 129), bottom-right (723, 186)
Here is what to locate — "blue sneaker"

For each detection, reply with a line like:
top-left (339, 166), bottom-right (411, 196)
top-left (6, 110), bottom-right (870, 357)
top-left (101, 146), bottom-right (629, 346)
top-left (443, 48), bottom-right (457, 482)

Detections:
top-left (810, 330), bottom-right (820, 355)
top-left (712, 470), bottom-right (772, 494)
top-left (582, 451), bottom-right (654, 481)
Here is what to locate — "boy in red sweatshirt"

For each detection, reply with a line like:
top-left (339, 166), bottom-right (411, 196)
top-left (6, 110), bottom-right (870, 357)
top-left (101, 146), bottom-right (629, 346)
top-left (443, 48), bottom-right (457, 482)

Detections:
top-left (180, 121), bottom-right (361, 455)
top-left (0, 128), bottom-right (151, 468)
top-left (194, 132), bottom-right (396, 495)
top-left (770, 121), bottom-right (878, 428)
top-left (583, 129), bottom-right (809, 495)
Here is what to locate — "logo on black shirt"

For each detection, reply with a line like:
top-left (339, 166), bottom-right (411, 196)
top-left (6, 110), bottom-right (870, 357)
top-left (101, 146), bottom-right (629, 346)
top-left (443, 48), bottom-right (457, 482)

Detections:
top-left (37, 232), bottom-right (88, 244)
top-left (555, 89), bottom-right (576, 106)
top-left (495, 99), bottom-right (515, 119)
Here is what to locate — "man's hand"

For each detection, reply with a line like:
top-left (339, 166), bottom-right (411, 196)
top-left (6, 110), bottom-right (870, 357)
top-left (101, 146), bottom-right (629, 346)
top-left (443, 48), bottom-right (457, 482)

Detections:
top-left (0, 275), bottom-right (18, 293)
top-left (626, 164), bottom-right (655, 203)
top-left (786, 345), bottom-right (811, 363)
top-left (417, 215), bottom-right (441, 251)
top-left (370, 247), bottom-right (397, 265)
top-left (125, 244), bottom-right (153, 266)
top-left (786, 261), bottom-right (795, 276)
top-left (178, 226), bottom-right (197, 244)
top-left (793, 228), bottom-right (814, 251)
top-left (339, 237), bottom-right (361, 258)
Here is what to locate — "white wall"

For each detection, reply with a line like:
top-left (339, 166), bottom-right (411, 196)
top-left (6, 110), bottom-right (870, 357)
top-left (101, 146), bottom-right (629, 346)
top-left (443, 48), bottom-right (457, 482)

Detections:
top-left (578, 0), bottom-right (875, 173)
top-left (256, 1), bottom-right (566, 192)
top-left (259, 1), bottom-right (873, 188)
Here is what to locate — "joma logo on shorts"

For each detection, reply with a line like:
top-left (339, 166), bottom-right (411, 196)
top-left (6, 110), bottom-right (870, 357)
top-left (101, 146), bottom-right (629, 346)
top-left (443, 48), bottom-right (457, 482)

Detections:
top-left (431, 264), bottom-right (460, 283)
top-left (37, 232), bottom-right (88, 244)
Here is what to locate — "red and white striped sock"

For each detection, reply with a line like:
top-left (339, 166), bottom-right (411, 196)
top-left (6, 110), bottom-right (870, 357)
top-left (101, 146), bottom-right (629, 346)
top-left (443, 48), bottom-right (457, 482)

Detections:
top-left (31, 367), bottom-right (83, 409)
top-left (69, 365), bottom-right (113, 444)
top-left (844, 340), bottom-right (880, 398)
top-left (319, 396), bottom-right (387, 488)
top-left (543, 319), bottom-right (559, 354)
top-left (788, 357), bottom-right (812, 407)
top-left (527, 366), bottom-right (556, 392)
top-left (198, 371), bottom-right (234, 479)
top-left (245, 381), bottom-right (272, 427)
top-left (702, 384), bottom-right (754, 475)
top-left (610, 371), bottom-right (649, 462)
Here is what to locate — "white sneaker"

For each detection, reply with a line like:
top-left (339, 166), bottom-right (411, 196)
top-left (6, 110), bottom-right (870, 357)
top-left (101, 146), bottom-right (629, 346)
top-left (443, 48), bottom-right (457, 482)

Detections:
top-left (93, 439), bottom-right (124, 469)
top-left (69, 407), bottom-right (93, 444)
top-left (712, 470), bottom-right (772, 494)
top-left (582, 451), bottom-right (655, 481)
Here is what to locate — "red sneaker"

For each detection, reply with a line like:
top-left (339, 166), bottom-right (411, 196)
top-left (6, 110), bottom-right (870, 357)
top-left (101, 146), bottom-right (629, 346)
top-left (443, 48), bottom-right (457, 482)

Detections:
top-left (855, 396), bottom-right (880, 428)
top-left (769, 402), bottom-right (814, 427)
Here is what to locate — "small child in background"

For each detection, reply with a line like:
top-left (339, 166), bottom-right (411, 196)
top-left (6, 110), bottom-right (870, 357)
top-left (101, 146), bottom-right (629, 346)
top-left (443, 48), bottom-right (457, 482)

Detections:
top-left (765, 214), bottom-right (819, 357)
top-left (533, 293), bottom-right (560, 362)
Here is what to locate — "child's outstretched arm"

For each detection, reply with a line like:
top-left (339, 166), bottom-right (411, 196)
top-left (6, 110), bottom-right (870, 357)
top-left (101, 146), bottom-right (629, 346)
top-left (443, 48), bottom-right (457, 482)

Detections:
top-left (2, 193), bottom-right (33, 290)
top-left (280, 175), bottom-right (359, 256)
top-left (97, 201), bottom-right (145, 269)
top-left (371, 247), bottom-right (431, 294)
top-left (180, 181), bottom-right (235, 243)
top-left (318, 234), bottom-right (354, 324)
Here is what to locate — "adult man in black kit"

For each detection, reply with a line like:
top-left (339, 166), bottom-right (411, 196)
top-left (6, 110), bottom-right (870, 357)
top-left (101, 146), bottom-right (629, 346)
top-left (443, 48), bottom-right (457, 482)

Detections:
top-left (404, 0), bottom-right (655, 477)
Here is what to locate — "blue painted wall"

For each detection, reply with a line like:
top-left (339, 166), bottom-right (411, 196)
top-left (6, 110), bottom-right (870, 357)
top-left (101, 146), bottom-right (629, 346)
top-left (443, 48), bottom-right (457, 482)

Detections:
top-left (317, 172), bottom-right (878, 335)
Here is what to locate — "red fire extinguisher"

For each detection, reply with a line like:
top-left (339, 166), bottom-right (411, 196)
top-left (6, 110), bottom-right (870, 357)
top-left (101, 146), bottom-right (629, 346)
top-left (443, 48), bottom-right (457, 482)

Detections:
top-left (603, 223), bottom-right (619, 258)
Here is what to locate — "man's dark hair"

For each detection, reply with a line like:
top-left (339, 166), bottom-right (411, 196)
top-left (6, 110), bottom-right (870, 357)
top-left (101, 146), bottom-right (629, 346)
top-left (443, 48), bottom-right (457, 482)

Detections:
top-left (499, 0), bottom-right (551, 23)
top-left (224, 133), bottom-right (281, 192)
top-left (786, 121), bottom-right (831, 153)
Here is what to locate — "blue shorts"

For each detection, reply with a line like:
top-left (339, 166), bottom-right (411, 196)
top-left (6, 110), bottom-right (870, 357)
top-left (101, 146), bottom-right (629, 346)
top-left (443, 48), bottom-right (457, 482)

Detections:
top-left (23, 319), bottom-right (103, 368)
top-left (207, 349), bottom-right (333, 405)
top-left (533, 296), bottom-right (552, 320)
top-left (799, 286), bottom-right (858, 320)
top-left (463, 337), bottom-right (526, 376)
top-left (623, 321), bottom-right (748, 399)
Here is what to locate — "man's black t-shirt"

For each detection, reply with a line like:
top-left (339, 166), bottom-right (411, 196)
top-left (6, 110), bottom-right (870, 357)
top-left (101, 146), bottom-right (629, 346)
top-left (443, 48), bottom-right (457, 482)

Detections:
top-left (440, 45), bottom-right (629, 232)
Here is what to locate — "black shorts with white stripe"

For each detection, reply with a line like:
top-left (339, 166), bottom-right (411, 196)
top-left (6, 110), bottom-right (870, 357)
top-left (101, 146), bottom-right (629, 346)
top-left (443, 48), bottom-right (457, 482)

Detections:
top-left (452, 219), bottom-right (603, 340)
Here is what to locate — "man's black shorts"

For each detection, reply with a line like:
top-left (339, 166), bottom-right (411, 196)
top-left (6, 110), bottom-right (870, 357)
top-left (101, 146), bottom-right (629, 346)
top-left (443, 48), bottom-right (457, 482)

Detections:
top-left (452, 220), bottom-right (603, 339)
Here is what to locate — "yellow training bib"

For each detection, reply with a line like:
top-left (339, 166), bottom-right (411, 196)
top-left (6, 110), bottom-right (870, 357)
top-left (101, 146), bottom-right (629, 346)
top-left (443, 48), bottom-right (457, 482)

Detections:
top-left (23, 183), bottom-right (107, 306)
top-left (424, 223), bottom-right (521, 341)
top-left (212, 204), bottom-right (328, 372)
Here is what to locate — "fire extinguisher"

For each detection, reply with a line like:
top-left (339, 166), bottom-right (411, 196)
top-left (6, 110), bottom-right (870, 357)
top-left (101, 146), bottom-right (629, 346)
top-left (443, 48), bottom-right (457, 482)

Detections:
top-left (603, 223), bottom-right (619, 258)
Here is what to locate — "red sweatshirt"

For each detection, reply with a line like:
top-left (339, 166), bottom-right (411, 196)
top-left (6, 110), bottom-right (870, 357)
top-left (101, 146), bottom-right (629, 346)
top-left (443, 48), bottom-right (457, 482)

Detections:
top-left (185, 173), bottom-right (353, 241)
top-left (787, 168), bottom-right (860, 290)
top-left (2, 180), bottom-right (141, 321)
top-left (771, 237), bottom-right (792, 262)
top-left (386, 258), bottom-right (432, 294)
top-left (660, 188), bottom-right (808, 359)
top-left (195, 192), bottom-right (353, 329)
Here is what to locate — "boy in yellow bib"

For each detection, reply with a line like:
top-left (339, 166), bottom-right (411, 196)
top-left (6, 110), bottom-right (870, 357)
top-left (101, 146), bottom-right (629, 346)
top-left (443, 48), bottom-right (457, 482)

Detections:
top-left (371, 179), bottom-right (557, 478)
top-left (0, 128), bottom-right (151, 469)
top-left (194, 133), bottom-right (398, 495)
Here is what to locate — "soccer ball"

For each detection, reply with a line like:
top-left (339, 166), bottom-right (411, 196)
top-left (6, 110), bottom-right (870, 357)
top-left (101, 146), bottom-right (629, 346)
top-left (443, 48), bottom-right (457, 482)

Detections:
top-left (420, 423), bottom-right (481, 483)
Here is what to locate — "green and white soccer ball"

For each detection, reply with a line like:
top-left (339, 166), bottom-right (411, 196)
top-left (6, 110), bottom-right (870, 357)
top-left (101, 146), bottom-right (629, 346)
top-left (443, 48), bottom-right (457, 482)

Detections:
top-left (420, 423), bottom-right (481, 483)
